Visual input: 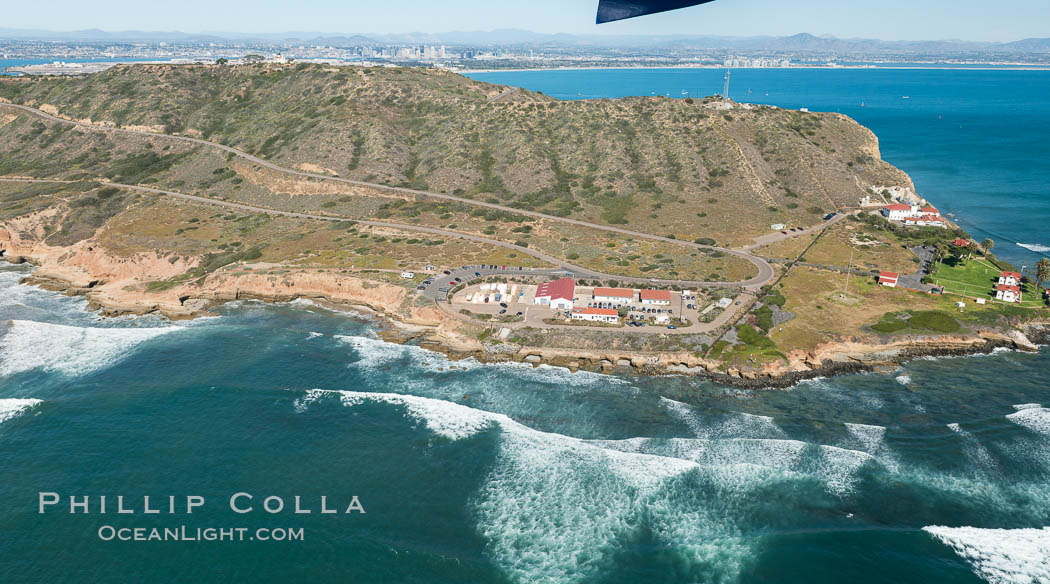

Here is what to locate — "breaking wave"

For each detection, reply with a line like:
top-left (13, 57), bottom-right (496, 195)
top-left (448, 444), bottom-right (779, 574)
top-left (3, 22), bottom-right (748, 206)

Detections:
top-left (1007, 406), bottom-right (1050, 437)
top-left (0, 320), bottom-right (182, 377)
top-left (0, 398), bottom-right (42, 424)
top-left (1016, 243), bottom-right (1050, 254)
top-left (924, 526), bottom-right (1050, 584)
top-left (294, 390), bottom-right (922, 582)
top-left (296, 390), bottom-right (727, 582)
top-left (334, 334), bottom-right (630, 389)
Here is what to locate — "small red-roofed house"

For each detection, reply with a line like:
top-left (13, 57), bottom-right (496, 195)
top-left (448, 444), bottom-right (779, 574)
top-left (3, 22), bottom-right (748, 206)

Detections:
top-left (592, 287), bottom-right (635, 305)
top-left (571, 307), bottom-right (620, 324)
top-left (878, 272), bottom-right (900, 287)
top-left (639, 289), bottom-right (671, 305)
top-left (998, 271), bottom-right (1022, 286)
top-left (995, 284), bottom-right (1022, 303)
top-left (952, 238), bottom-right (969, 247)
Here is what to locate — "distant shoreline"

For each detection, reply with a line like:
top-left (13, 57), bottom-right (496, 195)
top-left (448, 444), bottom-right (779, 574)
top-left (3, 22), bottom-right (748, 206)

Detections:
top-left (462, 64), bottom-right (1050, 74)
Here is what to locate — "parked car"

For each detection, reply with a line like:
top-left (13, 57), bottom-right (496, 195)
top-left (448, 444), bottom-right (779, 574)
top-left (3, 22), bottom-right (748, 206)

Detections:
top-left (516, 312), bottom-right (523, 316)
top-left (499, 302), bottom-right (508, 308)
top-left (454, 277), bottom-right (462, 283)
top-left (443, 270), bottom-right (451, 275)
top-left (475, 272), bottom-right (481, 277)
top-left (499, 309), bottom-right (507, 314)
top-left (668, 325), bottom-right (677, 330)
top-left (417, 286), bottom-right (426, 290)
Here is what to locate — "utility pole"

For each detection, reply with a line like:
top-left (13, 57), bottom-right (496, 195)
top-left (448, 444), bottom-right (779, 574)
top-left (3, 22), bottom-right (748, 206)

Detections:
top-left (843, 245), bottom-right (855, 296)
top-left (723, 70), bottom-right (731, 107)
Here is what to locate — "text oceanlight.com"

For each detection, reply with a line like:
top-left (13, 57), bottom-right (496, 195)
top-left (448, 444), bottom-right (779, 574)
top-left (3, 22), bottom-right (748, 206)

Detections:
top-left (97, 526), bottom-right (305, 542)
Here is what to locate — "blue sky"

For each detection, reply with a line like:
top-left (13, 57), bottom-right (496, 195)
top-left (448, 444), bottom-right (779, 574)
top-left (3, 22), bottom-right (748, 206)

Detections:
top-left (4, 0), bottom-right (1046, 42)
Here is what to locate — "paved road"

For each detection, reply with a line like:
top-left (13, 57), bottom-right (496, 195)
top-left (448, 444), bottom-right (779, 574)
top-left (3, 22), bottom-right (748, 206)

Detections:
top-left (1, 102), bottom-right (775, 289)
top-left (900, 245), bottom-right (937, 292)
top-left (0, 178), bottom-right (749, 292)
top-left (743, 212), bottom-right (851, 251)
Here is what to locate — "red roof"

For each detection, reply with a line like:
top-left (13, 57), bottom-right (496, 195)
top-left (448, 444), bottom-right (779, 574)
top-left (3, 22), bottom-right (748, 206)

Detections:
top-left (920, 214), bottom-right (945, 222)
top-left (574, 307), bottom-right (618, 316)
top-left (1000, 271), bottom-right (1022, 279)
top-left (879, 271), bottom-right (899, 279)
top-left (952, 238), bottom-right (969, 246)
top-left (640, 289), bottom-right (671, 301)
top-left (885, 204), bottom-right (912, 211)
top-left (593, 287), bottom-right (635, 299)
top-left (996, 285), bottom-right (1021, 293)
top-left (535, 278), bottom-right (575, 301)
top-left (921, 206), bottom-right (940, 214)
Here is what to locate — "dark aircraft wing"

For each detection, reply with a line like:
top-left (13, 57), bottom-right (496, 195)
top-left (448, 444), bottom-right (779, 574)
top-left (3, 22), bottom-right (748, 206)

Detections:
top-left (596, 0), bottom-right (717, 23)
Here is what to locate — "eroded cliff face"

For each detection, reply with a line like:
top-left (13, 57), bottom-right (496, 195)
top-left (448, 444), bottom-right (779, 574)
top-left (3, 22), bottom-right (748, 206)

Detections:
top-left (0, 216), bottom-right (449, 329)
top-left (1, 215), bottom-right (1042, 386)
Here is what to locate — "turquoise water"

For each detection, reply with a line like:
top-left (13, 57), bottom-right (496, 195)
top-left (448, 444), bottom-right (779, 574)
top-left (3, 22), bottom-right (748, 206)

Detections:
top-left (1, 261), bottom-right (1048, 583)
top-left (467, 68), bottom-right (1050, 270)
top-left (3, 67), bottom-right (1050, 583)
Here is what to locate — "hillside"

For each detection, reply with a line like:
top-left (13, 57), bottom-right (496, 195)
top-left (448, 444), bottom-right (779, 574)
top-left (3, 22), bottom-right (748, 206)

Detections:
top-left (0, 63), bottom-right (911, 247)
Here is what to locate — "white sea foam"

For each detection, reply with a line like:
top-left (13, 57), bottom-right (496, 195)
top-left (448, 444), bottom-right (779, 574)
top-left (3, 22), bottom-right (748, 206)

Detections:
top-left (924, 526), bottom-right (1050, 584)
top-left (0, 320), bottom-right (182, 377)
top-left (896, 375), bottom-right (912, 385)
top-left (298, 390), bottom-right (762, 582)
top-left (1007, 407), bottom-right (1050, 437)
top-left (306, 332), bottom-right (323, 339)
top-left (335, 334), bottom-right (630, 389)
top-left (1012, 403), bottom-right (1043, 411)
top-left (1017, 243), bottom-right (1050, 253)
top-left (595, 436), bottom-right (876, 498)
top-left (660, 397), bottom-right (786, 440)
top-left (0, 398), bottom-right (42, 424)
top-left (947, 423), bottom-right (999, 475)
top-left (845, 423), bottom-right (886, 454)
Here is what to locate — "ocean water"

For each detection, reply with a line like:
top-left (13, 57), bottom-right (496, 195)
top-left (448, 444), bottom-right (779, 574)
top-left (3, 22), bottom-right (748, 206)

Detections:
top-left (1, 261), bottom-right (1048, 583)
top-left (467, 68), bottom-right (1050, 269)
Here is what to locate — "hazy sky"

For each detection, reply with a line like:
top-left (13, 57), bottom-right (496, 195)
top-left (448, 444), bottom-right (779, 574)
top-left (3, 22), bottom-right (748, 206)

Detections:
top-left (4, 0), bottom-right (1046, 42)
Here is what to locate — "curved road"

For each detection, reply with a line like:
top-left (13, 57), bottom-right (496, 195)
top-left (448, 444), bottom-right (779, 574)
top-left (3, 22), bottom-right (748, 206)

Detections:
top-left (0, 177), bottom-right (749, 291)
top-left (0, 102), bottom-right (775, 289)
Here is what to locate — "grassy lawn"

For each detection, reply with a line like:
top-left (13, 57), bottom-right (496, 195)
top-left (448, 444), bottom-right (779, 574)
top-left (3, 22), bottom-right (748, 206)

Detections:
top-left (930, 257), bottom-right (1045, 308)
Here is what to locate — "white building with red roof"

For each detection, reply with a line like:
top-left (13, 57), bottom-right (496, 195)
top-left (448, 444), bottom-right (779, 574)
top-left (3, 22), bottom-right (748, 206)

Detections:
top-left (571, 307), bottom-right (620, 324)
top-left (882, 204), bottom-right (915, 221)
top-left (995, 284), bottom-right (1022, 303)
top-left (883, 203), bottom-right (946, 228)
top-left (998, 271), bottom-right (1022, 286)
top-left (878, 271), bottom-right (899, 287)
top-left (592, 287), bottom-right (636, 305)
top-left (534, 278), bottom-right (575, 310)
top-left (639, 289), bottom-right (671, 305)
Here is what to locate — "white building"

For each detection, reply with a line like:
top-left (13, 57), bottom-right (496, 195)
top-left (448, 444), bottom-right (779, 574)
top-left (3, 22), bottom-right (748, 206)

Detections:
top-left (533, 278), bottom-right (575, 311)
top-left (998, 271), bottom-right (1021, 287)
top-left (593, 288), bottom-right (635, 305)
top-left (995, 285), bottom-right (1022, 304)
top-left (640, 289), bottom-right (671, 306)
top-left (571, 307), bottom-right (619, 324)
top-left (400, 270), bottom-right (415, 279)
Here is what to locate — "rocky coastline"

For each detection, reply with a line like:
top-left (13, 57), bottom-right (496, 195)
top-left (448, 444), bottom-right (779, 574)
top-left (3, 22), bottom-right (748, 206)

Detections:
top-left (4, 249), bottom-right (1045, 390)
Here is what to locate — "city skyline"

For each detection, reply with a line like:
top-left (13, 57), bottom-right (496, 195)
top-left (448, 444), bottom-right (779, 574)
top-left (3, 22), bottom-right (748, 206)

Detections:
top-left (2, 0), bottom-right (1048, 43)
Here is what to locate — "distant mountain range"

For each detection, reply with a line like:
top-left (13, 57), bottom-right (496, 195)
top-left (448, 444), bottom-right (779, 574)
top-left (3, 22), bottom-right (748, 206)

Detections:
top-left (1, 28), bottom-right (1048, 54)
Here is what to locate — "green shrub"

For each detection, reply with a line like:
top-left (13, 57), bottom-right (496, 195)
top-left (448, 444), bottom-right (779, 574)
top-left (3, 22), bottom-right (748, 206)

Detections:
top-left (908, 311), bottom-right (961, 333)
